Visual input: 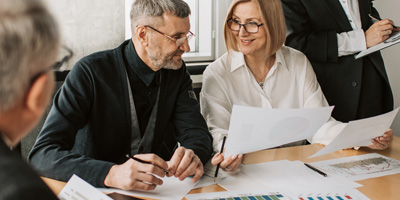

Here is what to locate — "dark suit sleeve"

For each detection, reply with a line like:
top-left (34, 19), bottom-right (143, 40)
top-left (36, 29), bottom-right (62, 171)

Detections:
top-left (172, 68), bottom-right (213, 165)
top-left (28, 63), bottom-right (114, 187)
top-left (282, 0), bottom-right (339, 63)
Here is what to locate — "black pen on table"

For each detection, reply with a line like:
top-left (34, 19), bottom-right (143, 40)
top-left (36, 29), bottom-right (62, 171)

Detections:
top-left (214, 136), bottom-right (227, 182)
top-left (369, 14), bottom-right (398, 29)
top-left (304, 163), bottom-right (327, 177)
top-left (125, 154), bottom-right (169, 174)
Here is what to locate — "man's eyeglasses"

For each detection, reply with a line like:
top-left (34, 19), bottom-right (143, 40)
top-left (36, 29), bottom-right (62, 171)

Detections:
top-left (227, 19), bottom-right (264, 33)
top-left (142, 25), bottom-right (195, 47)
top-left (53, 46), bottom-right (73, 72)
top-left (29, 46), bottom-right (73, 85)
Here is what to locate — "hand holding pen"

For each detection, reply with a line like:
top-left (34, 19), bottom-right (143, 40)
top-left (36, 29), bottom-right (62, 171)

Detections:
top-left (365, 14), bottom-right (399, 48)
top-left (103, 153), bottom-right (168, 191)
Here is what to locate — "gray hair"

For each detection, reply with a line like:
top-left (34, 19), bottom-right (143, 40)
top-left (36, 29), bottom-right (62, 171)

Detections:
top-left (130, 0), bottom-right (191, 30)
top-left (0, 0), bottom-right (60, 111)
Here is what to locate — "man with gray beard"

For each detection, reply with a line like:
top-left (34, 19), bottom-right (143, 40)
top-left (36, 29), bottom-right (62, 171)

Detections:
top-left (29, 0), bottom-right (213, 191)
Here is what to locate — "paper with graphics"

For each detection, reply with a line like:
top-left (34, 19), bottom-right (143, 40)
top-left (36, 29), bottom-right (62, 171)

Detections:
top-left (58, 174), bottom-right (112, 200)
top-left (310, 108), bottom-right (399, 158)
top-left (311, 153), bottom-right (400, 181)
top-left (224, 105), bottom-right (333, 157)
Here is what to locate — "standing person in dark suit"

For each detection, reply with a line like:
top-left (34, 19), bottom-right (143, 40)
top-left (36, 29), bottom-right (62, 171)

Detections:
top-left (282, 0), bottom-right (399, 122)
top-left (29, 0), bottom-right (213, 191)
top-left (0, 0), bottom-right (61, 199)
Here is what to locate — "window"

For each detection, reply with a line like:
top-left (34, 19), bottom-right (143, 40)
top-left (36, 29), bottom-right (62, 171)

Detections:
top-left (125, 0), bottom-right (218, 62)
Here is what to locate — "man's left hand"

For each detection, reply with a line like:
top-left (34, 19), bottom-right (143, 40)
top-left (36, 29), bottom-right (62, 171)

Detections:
top-left (167, 147), bottom-right (203, 183)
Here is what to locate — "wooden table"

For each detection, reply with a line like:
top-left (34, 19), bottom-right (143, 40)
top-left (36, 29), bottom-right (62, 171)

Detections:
top-left (43, 136), bottom-right (400, 199)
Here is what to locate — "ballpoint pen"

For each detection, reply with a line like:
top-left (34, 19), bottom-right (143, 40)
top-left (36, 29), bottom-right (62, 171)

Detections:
top-left (214, 136), bottom-right (227, 182)
top-left (125, 154), bottom-right (169, 174)
top-left (369, 14), bottom-right (398, 29)
top-left (304, 163), bottom-right (327, 177)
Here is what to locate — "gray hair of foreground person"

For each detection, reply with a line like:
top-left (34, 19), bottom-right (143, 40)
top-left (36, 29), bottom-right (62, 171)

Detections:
top-left (130, 0), bottom-right (191, 30)
top-left (0, 0), bottom-right (60, 111)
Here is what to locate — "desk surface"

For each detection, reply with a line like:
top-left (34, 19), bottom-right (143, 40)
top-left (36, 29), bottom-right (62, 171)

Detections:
top-left (43, 136), bottom-right (400, 200)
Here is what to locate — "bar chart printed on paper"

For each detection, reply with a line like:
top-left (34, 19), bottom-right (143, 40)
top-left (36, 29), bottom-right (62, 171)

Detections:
top-left (330, 157), bottom-right (397, 176)
top-left (311, 153), bottom-right (400, 181)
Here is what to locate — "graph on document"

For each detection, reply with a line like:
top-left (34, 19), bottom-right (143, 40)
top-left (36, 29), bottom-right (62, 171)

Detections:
top-left (311, 153), bottom-right (400, 180)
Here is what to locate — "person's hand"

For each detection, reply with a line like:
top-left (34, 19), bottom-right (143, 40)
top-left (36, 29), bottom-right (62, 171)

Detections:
top-left (368, 129), bottom-right (393, 150)
top-left (211, 152), bottom-right (242, 172)
top-left (104, 154), bottom-right (168, 191)
top-left (365, 19), bottom-right (395, 48)
top-left (166, 147), bottom-right (203, 183)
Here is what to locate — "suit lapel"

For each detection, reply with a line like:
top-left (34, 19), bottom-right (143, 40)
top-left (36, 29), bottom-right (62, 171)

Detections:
top-left (321, 0), bottom-right (353, 31)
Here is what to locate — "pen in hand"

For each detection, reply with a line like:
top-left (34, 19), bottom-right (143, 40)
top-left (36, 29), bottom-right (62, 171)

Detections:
top-left (214, 136), bottom-right (227, 182)
top-left (304, 163), bottom-right (327, 177)
top-left (125, 154), bottom-right (169, 174)
top-left (369, 14), bottom-right (398, 29)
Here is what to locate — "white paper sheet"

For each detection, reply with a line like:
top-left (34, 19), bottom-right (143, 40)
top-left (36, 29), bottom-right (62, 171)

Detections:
top-left (310, 108), bottom-right (399, 158)
top-left (217, 164), bottom-right (270, 191)
top-left (224, 105), bottom-right (333, 157)
top-left (98, 176), bottom-right (196, 200)
top-left (311, 153), bottom-right (400, 181)
top-left (192, 161), bottom-right (227, 189)
top-left (58, 174), bottom-right (112, 200)
top-left (240, 160), bottom-right (362, 192)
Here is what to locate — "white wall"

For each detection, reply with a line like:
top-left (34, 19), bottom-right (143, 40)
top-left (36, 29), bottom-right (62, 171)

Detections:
top-left (43, 0), bottom-right (125, 70)
top-left (374, 1), bottom-right (400, 137)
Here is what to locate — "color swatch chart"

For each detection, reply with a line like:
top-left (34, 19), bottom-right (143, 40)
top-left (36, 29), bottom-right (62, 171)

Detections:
top-left (298, 195), bottom-right (354, 200)
top-left (295, 190), bottom-right (369, 200)
top-left (207, 193), bottom-right (286, 200)
top-left (185, 191), bottom-right (292, 200)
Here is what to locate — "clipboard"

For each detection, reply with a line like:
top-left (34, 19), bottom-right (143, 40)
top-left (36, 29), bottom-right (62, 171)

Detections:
top-left (355, 31), bottom-right (400, 59)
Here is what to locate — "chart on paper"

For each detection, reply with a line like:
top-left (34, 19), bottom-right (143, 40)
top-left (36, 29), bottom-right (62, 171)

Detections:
top-left (311, 153), bottom-right (400, 181)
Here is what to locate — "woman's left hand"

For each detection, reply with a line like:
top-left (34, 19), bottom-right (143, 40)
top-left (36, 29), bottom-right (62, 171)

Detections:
top-left (368, 129), bottom-right (393, 150)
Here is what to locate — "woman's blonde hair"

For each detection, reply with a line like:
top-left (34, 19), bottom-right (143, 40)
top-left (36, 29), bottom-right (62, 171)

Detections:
top-left (224, 0), bottom-right (286, 57)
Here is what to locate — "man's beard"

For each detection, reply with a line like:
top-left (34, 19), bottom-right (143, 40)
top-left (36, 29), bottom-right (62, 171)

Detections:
top-left (148, 46), bottom-right (184, 70)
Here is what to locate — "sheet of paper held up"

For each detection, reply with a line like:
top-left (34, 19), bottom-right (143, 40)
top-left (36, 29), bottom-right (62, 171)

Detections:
top-left (224, 105), bottom-right (333, 157)
top-left (58, 174), bottom-right (112, 200)
top-left (98, 176), bottom-right (196, 200)
top-left (310, 108), bottom-right (399, 158)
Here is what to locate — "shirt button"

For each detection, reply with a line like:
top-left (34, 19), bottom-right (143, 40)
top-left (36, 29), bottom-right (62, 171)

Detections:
top-left (148, 92), bottom-right (151, 95)
top-left (352, 82), bottom-right (357, 87)
top-left (349, 20), bottom-right (352, 23)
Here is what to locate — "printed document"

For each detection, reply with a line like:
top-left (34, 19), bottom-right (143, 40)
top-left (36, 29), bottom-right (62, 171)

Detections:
top-left (311, 153), bottom-right (400, 181)
top-left (58, 174), bottom-right (112, 200)
top-left (224, 105), bottom-right (333, 157)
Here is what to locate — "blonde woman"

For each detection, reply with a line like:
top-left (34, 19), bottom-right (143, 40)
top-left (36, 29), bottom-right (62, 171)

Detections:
top-left (200, 0), bottom-right (392, 172)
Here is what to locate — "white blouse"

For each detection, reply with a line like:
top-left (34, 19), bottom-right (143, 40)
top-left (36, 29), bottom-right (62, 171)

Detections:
top-left (200, 46), bottom-right (346, 152)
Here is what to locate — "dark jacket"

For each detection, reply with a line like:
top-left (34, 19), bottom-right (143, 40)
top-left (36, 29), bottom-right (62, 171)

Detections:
top-left (0, 139), bottom-right (58, 199)
top-left (282, 0), bottom-right (393, 122)
top-left (28, 40), bottom-right (213, 187)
